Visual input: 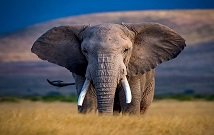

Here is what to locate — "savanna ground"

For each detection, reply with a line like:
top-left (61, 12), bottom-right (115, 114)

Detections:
top-left (0, 100), bottom-right (213, 135)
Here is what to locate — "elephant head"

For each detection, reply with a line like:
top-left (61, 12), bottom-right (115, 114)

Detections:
top-left (32, 23), bottom-right (185, 114)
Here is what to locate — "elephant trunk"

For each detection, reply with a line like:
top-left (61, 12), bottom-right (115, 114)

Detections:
top-left (93, 54), bottom-right (119, 114)
top-left (94, 73), bottom-right (118, 114)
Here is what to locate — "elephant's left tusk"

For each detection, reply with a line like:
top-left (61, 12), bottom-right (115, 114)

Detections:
top-left (77, 79), bottom-right (91, 106)
top-left (121, 76), bottom-right (132, 104)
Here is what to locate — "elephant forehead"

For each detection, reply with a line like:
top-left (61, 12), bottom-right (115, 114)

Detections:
top-left (87, 25), bottom-right (125, 39)
top-left (84, 25), bottom-right (131, 47)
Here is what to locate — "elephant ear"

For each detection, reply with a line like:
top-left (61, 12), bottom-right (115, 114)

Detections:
top-left (124, 23), bottom-right (186, 75)
top-left (31, 25), bottom-right (88, 76)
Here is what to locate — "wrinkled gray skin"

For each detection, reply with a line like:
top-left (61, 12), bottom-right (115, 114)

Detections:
top-left (31, 23), bottom-right (186, 115)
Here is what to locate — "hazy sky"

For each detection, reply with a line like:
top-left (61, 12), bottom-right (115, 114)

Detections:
top-left (0, 0), bottom-right (213, 35)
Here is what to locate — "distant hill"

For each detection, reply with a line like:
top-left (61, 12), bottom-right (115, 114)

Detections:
top-left (0, 10), bottom-right (213, 96)
top-left (0, 10), bottom-right (213, 62)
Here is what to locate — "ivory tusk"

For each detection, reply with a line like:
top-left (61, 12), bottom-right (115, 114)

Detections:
top-left (77, 79), bottom-right (90, 106)
top-left (121, 76), bottom-right (132, 103)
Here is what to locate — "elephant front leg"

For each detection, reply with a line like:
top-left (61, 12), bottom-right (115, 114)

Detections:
top-left (140, 78), bottom-right (155, 114)
top-left (120, 76), bottom-right (141, 115)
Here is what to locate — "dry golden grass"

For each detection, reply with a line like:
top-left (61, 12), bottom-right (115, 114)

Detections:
top-left (0, 100), bottom-right (213, 135)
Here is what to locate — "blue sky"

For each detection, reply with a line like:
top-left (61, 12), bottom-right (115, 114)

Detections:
top-left (0, 0), bottom-right (213, 35)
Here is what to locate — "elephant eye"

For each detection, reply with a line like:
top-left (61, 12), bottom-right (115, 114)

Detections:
top-left (123, 48), bottom-right (129, 53)
top-left (82, 48), bottom-right (88, 54)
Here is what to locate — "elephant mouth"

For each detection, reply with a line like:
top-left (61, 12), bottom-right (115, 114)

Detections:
top-left (77, 76), bottom-right (132, 106)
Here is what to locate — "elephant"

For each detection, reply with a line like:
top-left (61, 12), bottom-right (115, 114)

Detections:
top-left (31, 23), bottom-right (186, 115)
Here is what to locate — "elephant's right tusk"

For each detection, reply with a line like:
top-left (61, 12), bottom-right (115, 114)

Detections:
top-left (121, 76), bottom-right (132, 104)
top-left (77, 79), bottom-right (91, 106)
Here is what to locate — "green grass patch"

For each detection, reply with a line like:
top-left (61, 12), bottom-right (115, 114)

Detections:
top-left (0, 94), bottom-right (214, 103)
top-left (0, 97), bottom-right (20, 103)
top-left (25, 95), bottom-right (77, 102)
top-left (155, 94), bottom-right (214, 101)
top-left (0, 95), bottom-right (77, 103)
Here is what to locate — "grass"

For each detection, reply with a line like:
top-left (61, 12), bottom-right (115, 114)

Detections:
top-left (0, 101), bottom-right (213, 135)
